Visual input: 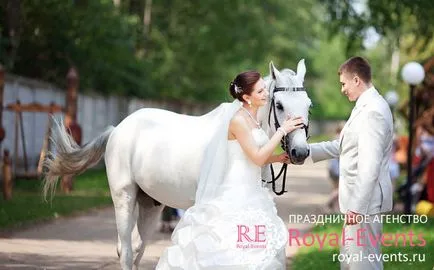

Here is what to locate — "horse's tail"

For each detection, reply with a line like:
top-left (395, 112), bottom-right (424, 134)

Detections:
top-left (43, 119), bottom-right (115, 200)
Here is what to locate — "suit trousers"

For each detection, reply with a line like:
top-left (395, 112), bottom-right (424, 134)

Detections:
top-left (340, 214), bottom-right (383, 270)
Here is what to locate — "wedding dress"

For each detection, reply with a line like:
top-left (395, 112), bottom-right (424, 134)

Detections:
top-left (156, 112), bottom-right (288, 269)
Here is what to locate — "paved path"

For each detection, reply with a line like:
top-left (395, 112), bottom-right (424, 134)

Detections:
top-left (0, 161), bottom-right (331, 269)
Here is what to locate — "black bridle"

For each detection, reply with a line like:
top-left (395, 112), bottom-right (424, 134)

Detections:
top-left (262, 86), bottom-right (309, 195)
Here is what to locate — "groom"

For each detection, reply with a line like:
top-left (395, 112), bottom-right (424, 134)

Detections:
top-left (309, 56), bottom-right (394, 269)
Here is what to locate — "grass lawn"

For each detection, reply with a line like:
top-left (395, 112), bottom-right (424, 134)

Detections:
top-left (0, 169), bottom-right (112, 230)
top-left (292, 216), bottom-right (434, 269)
top-left (308, 133), bottom-right (333, 143)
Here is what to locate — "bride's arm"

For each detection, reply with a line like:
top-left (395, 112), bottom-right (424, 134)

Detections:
top-left (229, 115), bottom-right (301, 166)
top-left (266, 155), bottom-right (279, 164)
top-left (265, 153), bottom-right (287, 164)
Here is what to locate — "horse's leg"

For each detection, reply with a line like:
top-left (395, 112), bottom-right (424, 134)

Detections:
top-left (132, 190), bottom-right (164, 269)
top-left (111, 181), bottom-right (138, 270)
top-left (117, 201), bottom-right (139, 259)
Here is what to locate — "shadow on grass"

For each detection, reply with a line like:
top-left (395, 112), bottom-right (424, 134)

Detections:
top-left (0, 169), bottom-right (112, 230)
top-left (0, 252), bottom-right (118, 269)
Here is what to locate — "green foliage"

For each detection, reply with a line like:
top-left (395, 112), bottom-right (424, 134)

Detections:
top-left (0, 0), bottom-right (323, 103)
top-left (2, 1), bottom-right (429, 119)
top-left (0, 0), bottom-right (150, 97)
top-left (308, 33), bottom-right (351, 119)
top-left (146, 0), bottom-right (319, 102)
top-left (318, 0), bottom-right (434, 121)
top-left (321, 0), bottom-right (434, 53)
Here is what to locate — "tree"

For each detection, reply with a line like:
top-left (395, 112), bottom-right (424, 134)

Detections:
top-left (1, 0), bottom-right (328, 106)
top-left (145, 0), bottom-right (320, 102)
top-left (322, 0), bottom-right (434, 53)
top-left (0, 0), bottom-right (22, 69)
top-left (320, 0), bottom-right (434, 121)
top-left (0, 0), bottom-right (151, 97)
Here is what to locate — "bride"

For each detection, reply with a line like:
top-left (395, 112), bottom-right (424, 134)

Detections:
top-left (156, 70), bottom-right (304, 269)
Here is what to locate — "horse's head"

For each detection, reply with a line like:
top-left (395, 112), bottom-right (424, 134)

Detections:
top-left (260, 59), bottom-right (312, 164)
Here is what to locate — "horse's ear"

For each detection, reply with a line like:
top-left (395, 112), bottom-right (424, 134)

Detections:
top-left (296, 59), bottom-right (306, 83)
top-left (269, 61), bottom-right (280, 80)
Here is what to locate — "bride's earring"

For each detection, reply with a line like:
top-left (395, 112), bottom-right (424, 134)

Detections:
top-left (247, 100), bottom-right (252, 108)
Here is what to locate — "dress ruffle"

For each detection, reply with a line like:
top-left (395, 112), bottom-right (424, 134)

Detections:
top-left (156, 186), bottom-right (288, 270)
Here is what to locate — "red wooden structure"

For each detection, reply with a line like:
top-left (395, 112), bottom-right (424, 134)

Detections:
top-left (0, 65), bottom-right (81, 199)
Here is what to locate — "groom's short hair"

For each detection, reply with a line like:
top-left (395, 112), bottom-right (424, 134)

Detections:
top-left (338, 56), bottom-right (372, 83)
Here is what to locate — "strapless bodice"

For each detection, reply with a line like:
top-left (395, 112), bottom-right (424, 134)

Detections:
top-left (225, 128), bottom-right (269, 187)
top-left (227, 128), bottom-right (269, 160)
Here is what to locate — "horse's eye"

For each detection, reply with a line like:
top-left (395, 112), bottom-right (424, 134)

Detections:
top-left (276, 103), bottom-right (283, 111)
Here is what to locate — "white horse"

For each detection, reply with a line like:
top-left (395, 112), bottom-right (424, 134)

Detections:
top-left (43, 60), bottom-right (312, 270)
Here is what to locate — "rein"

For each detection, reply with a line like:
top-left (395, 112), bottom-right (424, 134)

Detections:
top-left (262, 86), bottom-right (309, 195)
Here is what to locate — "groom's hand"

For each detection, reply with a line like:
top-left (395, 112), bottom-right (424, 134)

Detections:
top-left (345, 211), bottom-right (361, 225)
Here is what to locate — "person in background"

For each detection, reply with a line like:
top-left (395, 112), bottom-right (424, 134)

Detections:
top-left (389, 134), bottom-right (401, 192)
top-left (159, 206), bottom-right (177, 233)
top-left (414, 125), bottom-right (434, 204)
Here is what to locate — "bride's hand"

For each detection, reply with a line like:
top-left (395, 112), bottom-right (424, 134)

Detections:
top-left (281, 116), bottom-right (304, 134)
top-left (274, 153), bottom-right (289, 163)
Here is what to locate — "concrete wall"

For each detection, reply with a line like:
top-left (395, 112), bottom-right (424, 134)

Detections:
top-left (1, 75), bottom-right (215, 174)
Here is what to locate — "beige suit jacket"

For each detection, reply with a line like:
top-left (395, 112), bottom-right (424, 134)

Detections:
top-left (310, 87), bottom-right (394, 215)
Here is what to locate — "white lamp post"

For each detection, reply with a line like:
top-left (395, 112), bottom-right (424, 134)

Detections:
top-left (401, 61), bottom-right (425, 216)
top-left (401, 62), bottom-right (425, 85)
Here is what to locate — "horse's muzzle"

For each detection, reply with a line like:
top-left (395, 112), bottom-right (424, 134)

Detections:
top-left (289, 146), bottom-right (310, 164)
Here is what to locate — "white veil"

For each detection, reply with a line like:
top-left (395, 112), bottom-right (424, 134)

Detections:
top-left (195, 99), bottom-right (242, 204)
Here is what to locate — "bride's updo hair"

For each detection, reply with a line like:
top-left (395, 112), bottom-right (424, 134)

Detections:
top-left (229, 71), bottom-right (261, 102)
